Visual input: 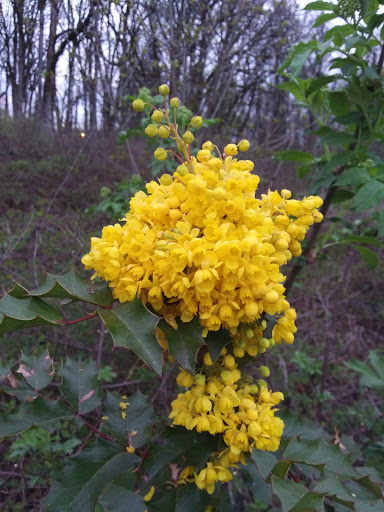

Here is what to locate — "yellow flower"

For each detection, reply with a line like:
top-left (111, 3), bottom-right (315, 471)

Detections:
top-left (144, 486), bottom-right (155, 502)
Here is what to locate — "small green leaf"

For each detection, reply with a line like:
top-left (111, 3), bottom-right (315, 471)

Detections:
top-left (252, 449), bottom-right (278, 479)
top-left (42, 439), bottom-right (140, 512)
top-left (0, 295), bottom-right (62, 334)
top-left (0, 398), bottom-right (74, 439)
top-left (321, 150), bottom-right (354, 174)
top-left (321, 131), bottom-right (356, 146)
top-left (313, 12), bottom-right (338, 26)
top-left (103, 391), bottom-right (153, 448)
top-left (345, 357), bottom-right (384, 389)
top-left (272, 460), bottom-right (292, 479)
top-left (354, 181), bottom-right (384, 212)
top-left (158, 317), bottom-right (203, 373)
top-left (292, 492), bottom-right (324, 512)
top-left (329, 91), bottom-right (350, 117)
top-left (297, 163), bottom-right (313, 178)
top-left (99, 474), bottom-right (145, 512)
top-left (335, 168), bottom-right (372, 187)
top-left (279, 410), bottom-right (324, 441)
top-left (305, 76), bottom-right (337, 96)
top-left (274, 150), bottom-right (315, 163)
top-left (304, 1), bottom-right (336, 10)
top-left (17, 349), bottom-right (55, 391)
top-left (272, 476), bottom-right (308, 512)
top-left (278, 81), bottom-right (305, 101)
top-left (99, 298), bottom-right (163, 375)
top-left (30, 269), bottom-right (114, 306)
top-left (204, 328), bottom-right (232, 363)
top-left (330, 189), bottom-right (355, 204)
top-left (175, 484), bottom-right (211, 512)
top-left (59, 358), bottom-right (102, 414)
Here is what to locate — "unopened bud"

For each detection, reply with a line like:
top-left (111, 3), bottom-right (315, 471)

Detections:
top-left (145, 124), bottom-right (158, 137)
top-left (182, 131), bottom-right (194, 144)
top-left (159, 84), bottom-right (170, 96)
top-left (158, 126), bottom-right (169, 138)
top-left (132, 99), bottom-right (144, 112)
top-left (154, 147), bottom-right (167, 161)
top-left (170, 97), bottom-right (180, 108)
top-left (238, 139), bottom-right (250, 152)
top-left (159, 173), bottom-right (173, 185)
top-left (151, 110), bottom-right (164, 123)
top-left (191, 116), bottom-right (203, 128)
top-left (259, 366), bottom-right (270, 377)
top-left (224, 143), bottom-right (238, 156)
top-left (176, 164), bottom-right (189, 176)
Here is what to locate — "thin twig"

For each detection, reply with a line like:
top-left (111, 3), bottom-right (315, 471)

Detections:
top-left (96, 318), bottom-right (106, 368)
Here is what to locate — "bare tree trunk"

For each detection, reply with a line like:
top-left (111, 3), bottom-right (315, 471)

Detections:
top-left (42, 0), bottom-right (58, 123)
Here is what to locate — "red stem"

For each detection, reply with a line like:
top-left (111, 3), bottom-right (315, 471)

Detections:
top-left (80, 417), bottom-right (115, 442)
top-left (288, 471), bottom-right (301, 484)
top-left (58, 313), bottom-right (98, 326)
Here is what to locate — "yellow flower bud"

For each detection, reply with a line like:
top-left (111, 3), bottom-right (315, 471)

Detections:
top-left (221, 371), bottom-right (234, 385)
top-left (224, 354), bottom-right (236, 369)
top-left (159, 84), bottom-right (170, 96)
top-left (197, 149), bottom-right (211, 163)
top-left (170, 97), bottom-right (180, 108)
top-left (132, 99), bottom-right (144, 112)
top-left (194, 374), bottom-right (206, 386)
top-left (202, 141), bottom-right (214, 151)
top-left (260, 338), bottom-right (270, 348)
top-left (224, 143), bottom-right (238, 156)
top-left (259, 366), bottom-right (270, 377)
top-left (151, 110), bottom-right (164, 123)
top-left (176, 164), bottom-right (189, 176)
top-left (154, 147), bottom-right (167, 161)
top-left (191, 116), bottom-right (203, 128)
top-left (182, 131), bottom-right (194, 144)
top-left (158, 125), bottom-right (169, 138)
top-left (238, 139), bottom-right (250, 152)
top-left (249, 384), bottom-right (258, 394)
top-left (281, 189), bottom-right (292, 199)
top-left (145, 124), bottom-right (158, 137)
top-left (203, 352), bottom-right (213, 366)
top-left (159, 173), bottom-right (173, 185)
top-left (264, 290), bottom-right (279, 303)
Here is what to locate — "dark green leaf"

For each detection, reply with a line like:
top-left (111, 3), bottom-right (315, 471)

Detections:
top-left (321, 131), bottom-right (356, 146)
top-left (252, 449), bottom-right (278, 479)
top-left (274, 150), bottom-right (315, 163)
top-left (204, 328), bottom-right (232, 363)
top-left (42, 439), bottom-right (140, 512)
top-left (354, 181), bottom-right (384, 212)
top-left (17, 349), bottom-right (54, 391)
top-left (0, 398), bottom-right (74, 439)
top-left (283, 438), bottom-right (358, 477)
top-left (368, 351), bottom-right (384, 379)
top-left (99, 298), bottom-right (163, 375)
top-left (103, 391), bottom-right (153, 448)
top-left (304, 1), bottom-right (336, 10)
top-left (292, 492), bottom-right (324, 512)
top-left (367, 13), bottom-right (384, 31)
top-left (279, 409), bottom-right (324, 441)
top-left (158, 317), bottom-right (203, 373)
top-left (59, 357), bottom-right (102, 414)
top-left (335, 168), bottom-right (372, 187)
top-left (330, 189), bottom-right (355, 204)
top-left (314, 477), bottom-right (356, 503)
top-left (243, 463), bottom-right (273, 505)
top-left (99, 473), bottom-right (145, 512)
top-left (321, 151), bottom-right (354, 174)
top-left (306, 76), bottom-right (337, 96)
top-left (30, 269), bottom-right (114, 306)
top-left (272, 460), bottom-right (292, 479)
top-left (278, 82), bottom-right (305, 101)
top-left (345, 358), bottom-right (384, 389)
top-left (343, 235), bottom-right (384, 248)
top-left (140, 427), bottom-right (219, 489)
top-left (0, 295), bottom-right (62, 334)
top-left (329, 92), bottom-right (350, 117)
top-left (175, 484), bottom-right (211, 512)
top-left (378, 208), bottom-right (384, 238)
top-left (313, 12), bottom-right (338, 26)
top-left (272, 476), bottom-right (308, 512)
top-left (334, 111), bottom-right (363, 125)
top-left (297, 163), bottom-right (313, 178)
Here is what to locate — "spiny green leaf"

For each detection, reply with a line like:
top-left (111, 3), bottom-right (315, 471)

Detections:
top-left (158, 317), bottom-right (203, 373)
top-left (98, 298), bottom-right (163, 375)
top-left (279, 409), bottom-right (324, 441)
top-left (204, 328), bottom-right (232, 364)
top-left (42, 439), bottom-right (140, 512)
top-left (283, 438), bottom-right (358, 477)
top-left (252, 449), bottom-right (278, 479)
top-left (335, 168), bottom-right (372, 187)
top-left (0, 398), bottom-right (74, 439)
top-left (354, 181), bottom-right (384, 212)
top-left (271, 476), bottom-right (308, 512)
top-left (98, 473), bottom-right (145, 512)
top-left (140, 427), bottom-right (219, 491)
top-left (30, 269), bottom-right (114, 306)
top-left (354, 246), bottom-right (379, 269)
top-left (175, 484), bottom-right (211, 512)
top-left (314, 477), bottom-right (357, 503)
top-left (291, 491), bottom-right (324, 512)
top-left (17, 349), bottom-right (55, 391)
top-left (274, 150), bottom-right (315, 163)
top-left (59, 357), bottom-right (102, 414)
top-left (0, 295), bottom-right (63, 334)
top-left (103, 391), bottom-right (153, 448)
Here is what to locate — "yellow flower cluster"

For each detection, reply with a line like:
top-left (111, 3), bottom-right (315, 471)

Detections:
top-left (170, 355), bottom-right (284, 493)
top-left (82, 147), bottom-right (322, 335)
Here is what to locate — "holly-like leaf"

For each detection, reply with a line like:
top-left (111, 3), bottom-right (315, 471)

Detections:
top-left (158, 317), bottom-right (203, 373)
top-left (271, 476), bottom-right (308, 512)
top-left (175, 484), bottom-right (211, 512)
top-left (29, 269), bottom-right (114, 306)
top-left (335, 168), bottom-right (372, 187)
top-left (16, 349), bottom-right (55, 391)
top-left (274, 150), bottom-right (315, 164)
top-left (0, 398), bottom-right (74, 439)
top-left (98, 298), bottom-right (163, 375)
top-left (354, 181), bottom-right (384, 212)
top-left (252, 449), bottom-right (278, 479)
top-left (204, 328), bottom-right (232, 364)
top-left (283, 437), bottom-right (358, 478)
top-left (103, 391), bottom-right (153, 448)
top-left (98, 473), bottom-right (145, 512)
top-left (0, 294), bottom-right (63, 334)
top-left (140, 427), bottom-right (219, 491)
top-left (42, 439), bottom-right (140, 512)
top-left (59, 357), bottom-right (102, 414)
top-left (279, 409), bottom-right (324, 441)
